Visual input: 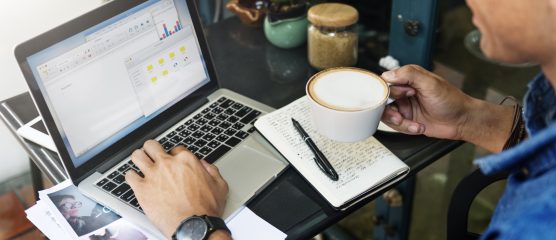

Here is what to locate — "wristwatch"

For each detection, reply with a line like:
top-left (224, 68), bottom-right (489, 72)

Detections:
top-left (172, 215), bottom-right (230, 240)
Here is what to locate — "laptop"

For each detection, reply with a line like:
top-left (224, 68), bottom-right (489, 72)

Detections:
top-left (14, 0), bottom-right (288, 237)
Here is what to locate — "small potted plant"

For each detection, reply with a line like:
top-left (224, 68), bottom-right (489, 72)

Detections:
top-left (264, 0), bottom-right (320, 49)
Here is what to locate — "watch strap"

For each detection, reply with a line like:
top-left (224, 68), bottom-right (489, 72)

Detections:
top-left (204, 215), bottom-right (230, 237)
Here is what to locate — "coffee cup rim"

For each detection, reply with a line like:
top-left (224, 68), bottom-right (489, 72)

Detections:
top-left (306, 67), bottom-right (390, 112)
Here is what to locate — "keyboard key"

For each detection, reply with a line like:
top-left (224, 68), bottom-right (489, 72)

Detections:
top-left (176, 125), bottom-right (185, 132)
top-left (187, 124), bottom-right (200, 131)
top-left (219, 121), bottom-right (231, 129)
top-left (227, 116), bottom-right (240, 123)
top-left (210, 102), bottom-right (219, 108)
top-left (113, 174), bottom-right (125, 184)
top-left (220, 99), bottom-right (235, 108)
top-left (203, 133), bottom-right (216, 141)
top-left (199, 147), bottom-right (212, 155)
top-left (225, 137), bottom-right (242, 147)
top-left (96, 178), bottom-right (109, 187)
top-left (232, 122), bottom-right (245, 130)
top-left (208, 119), bottom-right (221, 127)
top-left (170, 135), bottom-right (184, 144)
top-left (207, 141), bottom-right (220, 149)
top-left (202, 108), bottom-right (210, 114)
top-left (205, 145), bottom-right (232, 163)
top-left (130, 198), bottom-right (140, 208)
top-left (187, 145), bottom-right (199, 153)
top-left (216, 134), bottom-right (229, 142)
top-left (204, 112), bottom-right (216, 120)
top-left (107, 171), bottom-right (119, 179)
top-left (235, 131), bottom-right (249, 139)
top-left (120, 189), bottom-right (135, 202)
top-left (192, 131), bottom-right (205, 139)
top-left (217, 97), bottom-right (227, 103)
top-left (158, 137), bottom-right (168, 144)
top-left (167, 131), bottom-right (177, 138)
top-left (211, 107), bottom-right (224, 114)
top-left (117, 164), bottom-right (130, 172)
top-left (111, 183), bottom-right (130, 197)
top-left (231, 103), bottom-right (243, 110)
top-left (193, 114), bottom-right (202, 120)
top-left (195, 118), bottom-right (208, 126)
top-left (178, 130), bottom-right (192, 137)
top-left (247, 127), bottom-right (256, 133)
top-left (102, 182), bottom-right (117, 192)
top-left (183, 137), bottom-right (196, 145)
top-left (240, 110), bottom-right (261, 124)
top-left (194, 139), bottom-right (208, 148)
top-left (163, 142), bottom-right (175, 151)
top-left (216, 113), bottom-right (229, 121)
top-left (200, 125), bottom-right (213, 132)
top-left (224, 108), bottom-right (236, 115)
top-left (235, 106), bottom-right (252, 118)
top-left (224, 129), bottom-right (237, 136)
top-left (211, 127), bottom-right (224, 135)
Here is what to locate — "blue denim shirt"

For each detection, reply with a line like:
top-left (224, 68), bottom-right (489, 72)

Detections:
top-left (474, 73), bottom-right (556, 239)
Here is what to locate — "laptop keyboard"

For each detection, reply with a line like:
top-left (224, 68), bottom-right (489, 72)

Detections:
top-left (94, 96), bottom-right (261, 212)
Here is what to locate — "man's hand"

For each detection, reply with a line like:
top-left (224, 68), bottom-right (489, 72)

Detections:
top-left (381, 65), bottom-right (514, 152)
top-left (125, 140), bottom-right (230, 239)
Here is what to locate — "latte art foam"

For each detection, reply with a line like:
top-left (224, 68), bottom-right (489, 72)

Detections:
top-left (308, 69), bottom-right (388, 111)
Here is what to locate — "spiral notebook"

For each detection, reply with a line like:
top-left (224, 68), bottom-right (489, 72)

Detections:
top-left (254, 96), bottom-right (410, 209)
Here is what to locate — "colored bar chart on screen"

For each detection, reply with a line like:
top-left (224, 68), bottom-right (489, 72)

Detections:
top-left (153, 5), bottom-right (184, 40)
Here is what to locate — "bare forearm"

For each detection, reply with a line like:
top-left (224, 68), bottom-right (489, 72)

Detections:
top-left (459, 99), bottom-right (515, 153)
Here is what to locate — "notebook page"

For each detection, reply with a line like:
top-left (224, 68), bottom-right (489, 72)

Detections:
top-left (255, 96), bottom-right (409, 207)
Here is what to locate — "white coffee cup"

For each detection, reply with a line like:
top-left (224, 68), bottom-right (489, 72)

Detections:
top-left (306, 67), bottom-right (391, 142)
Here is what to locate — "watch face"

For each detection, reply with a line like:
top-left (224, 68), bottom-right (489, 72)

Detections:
top-left (176, 217), bottom-right (208, 240)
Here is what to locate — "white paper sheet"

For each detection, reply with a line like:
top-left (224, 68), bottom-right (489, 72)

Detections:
top-left (25, 200), bottom-right (68, 239)
top-left (27, 180), bottom-right (155, 240)
top-left (226, 206), bottom-right (287, 240)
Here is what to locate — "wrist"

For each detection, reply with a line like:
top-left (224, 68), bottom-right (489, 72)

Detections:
top-left (459, 98), bottom-right (514, 152)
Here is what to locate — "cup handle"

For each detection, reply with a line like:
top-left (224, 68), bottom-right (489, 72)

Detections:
top-left (386, 83), bottom-right (395, 104)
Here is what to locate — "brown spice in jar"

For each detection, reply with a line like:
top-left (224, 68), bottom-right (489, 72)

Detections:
top-left (308, 25), bottom-right (358, 69)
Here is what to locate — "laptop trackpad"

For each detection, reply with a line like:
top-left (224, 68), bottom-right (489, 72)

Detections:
top-left (215, 145), bottom-right (285, 217)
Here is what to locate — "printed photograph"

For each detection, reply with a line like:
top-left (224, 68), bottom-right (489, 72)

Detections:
top-left (48, 185), bottom-right (121, 236)
top-left (84, 219), bottom-right (150, 240)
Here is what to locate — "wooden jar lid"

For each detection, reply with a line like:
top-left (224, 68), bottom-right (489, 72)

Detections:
top-left (308, 3), bottom-right (358, 28)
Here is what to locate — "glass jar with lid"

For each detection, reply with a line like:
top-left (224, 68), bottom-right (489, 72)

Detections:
top-left (307, 3), bottom-right (359, 70)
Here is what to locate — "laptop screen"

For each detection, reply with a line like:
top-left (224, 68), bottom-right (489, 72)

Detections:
top-left (26, 0), bottom-right (210, 167)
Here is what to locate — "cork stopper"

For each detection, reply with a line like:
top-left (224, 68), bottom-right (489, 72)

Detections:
top-left (308, 3), bottom-right (359, 28)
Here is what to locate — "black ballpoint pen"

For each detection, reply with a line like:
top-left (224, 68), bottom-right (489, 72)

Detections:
top-left (291, 118), bottom-right (339, 181)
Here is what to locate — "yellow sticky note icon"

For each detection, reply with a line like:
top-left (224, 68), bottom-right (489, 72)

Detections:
top-left (146, 64), bottom-right (153, 71)
top-left (169, 52), bottom-right (176, 59)
top-left (151, 77), bottom-right (157, 83)
top-left (162, 70), bottom-right (169, 76)
top-left (179, 46), bottom-right (186, 53)
top-left (158, 58), bottom-right (165, 65)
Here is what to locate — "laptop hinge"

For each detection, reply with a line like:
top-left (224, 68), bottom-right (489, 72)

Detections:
top-left (91, 97), bottom-right (209, 176)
